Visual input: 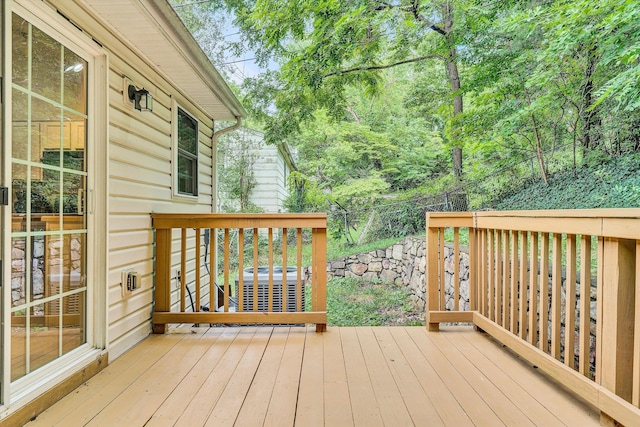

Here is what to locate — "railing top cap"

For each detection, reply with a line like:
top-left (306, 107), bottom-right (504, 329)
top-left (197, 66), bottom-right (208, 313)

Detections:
top-left (150, 212), bottom-right (328, 229)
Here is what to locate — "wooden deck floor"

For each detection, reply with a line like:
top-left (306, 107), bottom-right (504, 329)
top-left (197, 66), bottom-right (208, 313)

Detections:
top-left (27, 326), bottom-right (599, 426)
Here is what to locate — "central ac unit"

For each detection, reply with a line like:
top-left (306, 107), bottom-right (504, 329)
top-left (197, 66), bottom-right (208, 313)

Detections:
top-left (235, 266), bottom-right (303, 312)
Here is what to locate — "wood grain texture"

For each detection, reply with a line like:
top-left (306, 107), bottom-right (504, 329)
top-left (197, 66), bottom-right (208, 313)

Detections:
top-left (26, 326), bottom-right (603, 427)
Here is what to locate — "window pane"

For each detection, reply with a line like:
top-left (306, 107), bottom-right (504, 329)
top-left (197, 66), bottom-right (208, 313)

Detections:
top-left (178, 155), bottom-right (195, 195)
top-left (178, 109), bottom-right (198, 154)
top-left (32, 26), bottom-right (61, 102)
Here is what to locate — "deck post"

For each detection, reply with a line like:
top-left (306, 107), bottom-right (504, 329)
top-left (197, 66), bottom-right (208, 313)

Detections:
top-left (153, 228), bottom-right (172, 334)
top-left (312, 227), bottom-right (327, 332)
top-left (426, 215), bottom-right (439, 332)
top-left (598, 237), bottom-right (636, 421)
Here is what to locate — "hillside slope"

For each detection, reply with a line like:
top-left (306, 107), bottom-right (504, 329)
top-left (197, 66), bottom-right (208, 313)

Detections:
top-left (495, 154), bottom-right (640, 210)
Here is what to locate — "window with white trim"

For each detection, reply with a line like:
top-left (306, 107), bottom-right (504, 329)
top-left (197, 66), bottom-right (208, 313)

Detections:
top-left (175, 107), bottom-right (199, 196)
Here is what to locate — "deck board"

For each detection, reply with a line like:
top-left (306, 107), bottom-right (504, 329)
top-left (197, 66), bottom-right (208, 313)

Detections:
top-left (27, 325), bottom-right (600, 427)
top-left (322, 328), bottom-right (353, 426)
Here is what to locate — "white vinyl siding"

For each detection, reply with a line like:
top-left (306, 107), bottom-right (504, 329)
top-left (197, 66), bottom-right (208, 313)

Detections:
top-left (48, 4), bottom-right (217, 360)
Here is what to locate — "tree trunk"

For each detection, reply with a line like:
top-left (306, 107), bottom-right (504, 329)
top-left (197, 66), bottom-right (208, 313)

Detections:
top-left (443, 5), bottom-right (463, 180)
top-left (580, 45), bottom-right (601, 152)
top-left (531, 113), bottom-right (549, 184)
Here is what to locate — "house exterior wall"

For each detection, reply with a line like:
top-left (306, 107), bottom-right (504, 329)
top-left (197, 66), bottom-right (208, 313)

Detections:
top-left (36, 2), bottom-right (220, 360)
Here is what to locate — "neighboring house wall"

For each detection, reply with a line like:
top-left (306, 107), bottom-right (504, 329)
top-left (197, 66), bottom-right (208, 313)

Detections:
top-left (218, 128), bottom-right (295, 213)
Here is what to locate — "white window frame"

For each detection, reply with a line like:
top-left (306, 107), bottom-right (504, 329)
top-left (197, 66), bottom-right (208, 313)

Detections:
top-left (172, 99), bottom-right (199, 200)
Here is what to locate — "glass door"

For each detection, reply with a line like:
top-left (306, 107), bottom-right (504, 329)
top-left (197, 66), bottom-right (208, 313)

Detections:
top-left (10, 12), bottom-right (88, 382)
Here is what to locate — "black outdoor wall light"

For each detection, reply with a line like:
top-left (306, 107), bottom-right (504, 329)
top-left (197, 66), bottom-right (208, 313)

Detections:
top-left (128, 84), bottom-right (153, 112)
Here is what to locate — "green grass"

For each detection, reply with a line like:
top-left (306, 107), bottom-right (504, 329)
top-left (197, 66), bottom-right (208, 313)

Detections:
top-left (325, 277), bottom-right (423, 326)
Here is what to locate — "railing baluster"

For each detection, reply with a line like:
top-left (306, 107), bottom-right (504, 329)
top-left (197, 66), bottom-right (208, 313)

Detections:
top-left (551, 233), bottom-right (562, 360)
top-left (529, 232), bottom-right (538, 346)
top-left (469, 227), bottom-right (477, 311)
top-left (595, 236), bottom-right (604, 385)
top-left (579, 235), bottom-right (591, 377)
top-left (565, 234), bottom-right (577, 369)
top-left (253, 228), bottom-right (259, 312)
top-left (180, 228), bottom-right (187, 313)
top-left (519, 231), bottom-right (528, 340)
top-left (488, 229), bottom-right (495, 321)
top-left (268, 228), bottom-right (274, 312)
top-left (540, 233), bottom-right (550, 353)
top-left (510, 230), bottom-right (518, 334)
top-left (503, 230), bottom-right (510, 328)
top-left (495, 229), bottom-right (503, 324)
top-left (439, 228), bottom-right (445, 310)
top-left (210, 228), bottom-right (216, 312)
top-left (633, 241), bottom-right (640, 406)
top-left (195, 229), bottom-right (201, 312)
top-left (224, 228), bottom-right (231, 312)
top-left (451, 228), bottom-right (460, 311)
top-left (237, 228), bottom-right (243, 312)
top-left (297, 228), bottom-right (303, 312)
top-left (480, 229), bottom-right (487, 317)
top-left (282, 228), bottom-right (288, 312)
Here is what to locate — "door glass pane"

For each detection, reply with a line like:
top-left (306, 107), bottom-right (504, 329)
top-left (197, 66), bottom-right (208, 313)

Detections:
top-left (12, 163), bottom-right (27, 232)
top-left (62, 232), bottom-right (85, 293)
top-left (12, 14), bottom-right (29, 89)
top-left (31, 236), bottom-right (46, 302)
top-left (30, 166), bottom-right (59, 232)
top-left (63, 173), bottom-right (85, 223)
top-left (62, 292), bottom-right (86, 354)
top-left (11, 313), bottom-right (27, 381)
top-left (33, 97), bottom-right (62, 158)
top-left (63, 114), bottom-right (86, 171)
top-left (63, 48), bottom-right (87, 114)
top-left (11, 237), bottom-right (27, 308)
top-left (32, 26), bottom-right (61, 101)
top-left (30, 301), bottom-right (59, 372)
top-left (12, 89), bottom-right (28, 161)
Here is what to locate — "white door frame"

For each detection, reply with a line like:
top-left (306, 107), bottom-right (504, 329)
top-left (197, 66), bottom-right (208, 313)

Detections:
top-left (1, 0), bottom-right (108, 413)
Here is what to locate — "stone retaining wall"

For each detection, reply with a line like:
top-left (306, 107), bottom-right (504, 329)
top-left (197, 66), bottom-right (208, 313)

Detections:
top-left (319, 236), bottom-right (596, 371)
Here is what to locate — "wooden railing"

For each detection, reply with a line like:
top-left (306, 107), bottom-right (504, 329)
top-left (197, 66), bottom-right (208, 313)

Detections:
top-left (151, 213), bottom-right (327, 333)
top-left (426, 209), bottom-right (640, 426)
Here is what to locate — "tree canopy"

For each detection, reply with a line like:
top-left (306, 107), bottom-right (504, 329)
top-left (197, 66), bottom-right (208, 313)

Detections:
top-left (172, 0), bottom-right (640, 224)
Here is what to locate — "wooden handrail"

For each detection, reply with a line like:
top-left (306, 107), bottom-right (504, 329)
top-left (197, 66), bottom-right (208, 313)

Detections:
top-left (151, 213), bottom-right (327, 333)
top-left (426, 209), bottom-right (640, 426)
